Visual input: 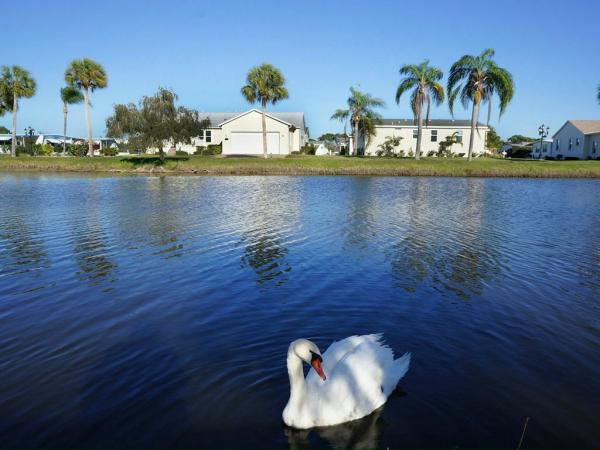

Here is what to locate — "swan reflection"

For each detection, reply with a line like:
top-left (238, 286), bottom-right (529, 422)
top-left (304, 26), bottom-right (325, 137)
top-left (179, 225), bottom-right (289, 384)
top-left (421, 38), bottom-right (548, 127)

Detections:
top-left (284, 406), bottom-right (384, 450)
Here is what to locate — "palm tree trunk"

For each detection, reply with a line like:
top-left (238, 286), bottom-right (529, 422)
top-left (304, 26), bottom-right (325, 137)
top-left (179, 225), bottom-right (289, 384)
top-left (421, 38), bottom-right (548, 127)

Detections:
top-left (83, 88), bottom-right (94, 157)
top-left (261, 98), bottom-right (268, 158)
top-left (353, 119), bottom-right (359, 157)
top-left (467, 100), bottom-right (480, 161)
top-left (11, 95), bottom-right (17, 157)
top-left (416, 102), bottom-right (422, 160)
top-left (63, 103), bottom-right (68, 156)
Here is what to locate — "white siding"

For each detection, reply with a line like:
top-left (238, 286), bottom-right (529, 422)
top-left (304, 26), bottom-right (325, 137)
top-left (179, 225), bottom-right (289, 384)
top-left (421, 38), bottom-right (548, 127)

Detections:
top-left (552, 122), bottom-right (587, 159)
top-left (364, 125), bottom-right (488, 157)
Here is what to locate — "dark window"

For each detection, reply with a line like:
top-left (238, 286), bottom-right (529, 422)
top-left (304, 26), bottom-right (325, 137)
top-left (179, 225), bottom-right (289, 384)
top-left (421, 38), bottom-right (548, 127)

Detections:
top-left (456, 131), bottom-right (463, 143)
top-left (569, 138), bottom-right (572, 150)
top-left (198, 129), bottom-right (204, 139)
top-left (206, 130), bottom-right (212, 143)
top-left (431, 130), bottom-right (438, 142)
top-left (576, 138), bottom-right (580, 146)
top-left (413, 129), bottom-right (418, 139)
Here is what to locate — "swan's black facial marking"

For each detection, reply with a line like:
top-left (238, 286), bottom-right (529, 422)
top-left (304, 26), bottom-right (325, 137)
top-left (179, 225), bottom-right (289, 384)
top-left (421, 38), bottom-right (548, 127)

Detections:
top-left (310, 351), bottom-right (322, 363)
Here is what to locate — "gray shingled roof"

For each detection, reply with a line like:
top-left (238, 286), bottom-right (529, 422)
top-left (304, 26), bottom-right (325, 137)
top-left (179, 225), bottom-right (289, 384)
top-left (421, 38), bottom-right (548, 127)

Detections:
top-left (199, 110), bottom-right (305, 129)
top-left (569, 120), bottom-right (600, 135)
top-left (378, 119), bottom-right (486, 127)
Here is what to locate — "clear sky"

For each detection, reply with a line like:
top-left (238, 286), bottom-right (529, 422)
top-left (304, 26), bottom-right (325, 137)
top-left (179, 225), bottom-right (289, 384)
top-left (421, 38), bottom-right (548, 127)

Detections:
top-left (2, 0), bottom-right (599, 140)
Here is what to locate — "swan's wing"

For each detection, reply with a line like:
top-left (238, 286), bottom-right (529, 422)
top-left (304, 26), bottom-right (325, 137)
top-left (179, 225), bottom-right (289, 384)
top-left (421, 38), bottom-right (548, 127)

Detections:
top-left (318, 334), bottom-right (384, 375)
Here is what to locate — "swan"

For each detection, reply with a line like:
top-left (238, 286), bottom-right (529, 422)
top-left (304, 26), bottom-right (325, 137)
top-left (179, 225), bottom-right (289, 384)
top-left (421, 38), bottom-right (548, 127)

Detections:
top-left (282, 334), bottom-right (411, 429)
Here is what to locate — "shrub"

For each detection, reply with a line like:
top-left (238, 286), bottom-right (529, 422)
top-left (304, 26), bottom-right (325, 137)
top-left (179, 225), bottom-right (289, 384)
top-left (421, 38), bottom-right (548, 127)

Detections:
top-left (175, 150), bottom-right (189, 156)
top-left (300, 144), bottom-right (316, 155)
top-left (101, 146), bottom-right (119, 156)
top-left (376, 136), bottom-right (403, 157)
top-left (205, 143), bottom-right (222, 155)
top-left (15, 145), bottom-right (32, 156)
top-left (194, 146), bottom-right (207, 155)
top-left (67, 144), bottom-right (88, 157)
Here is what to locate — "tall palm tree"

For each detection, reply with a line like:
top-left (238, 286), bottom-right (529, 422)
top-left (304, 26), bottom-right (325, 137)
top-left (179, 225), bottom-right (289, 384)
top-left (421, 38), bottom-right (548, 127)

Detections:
top-left (241, 63), bottom-right (289, 158)
top-left (395, 60), bottom-right (445, 160)
top-left (597, 84), bottom-right (600, 104)
top-left (60, 86), bottom-right (84, 155)
top-left (447, 49), bottom-right (514, 161)
top-left (331, 87), bottom-right (385, 156)
top-left (65, 58), bottom-right (107, 156)
top-left (0, 66), bottom-right (36, 157)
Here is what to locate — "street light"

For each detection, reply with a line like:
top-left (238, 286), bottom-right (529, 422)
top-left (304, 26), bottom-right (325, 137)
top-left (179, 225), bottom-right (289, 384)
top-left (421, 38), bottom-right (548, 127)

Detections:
top-left (537, 124), bottom-right (549, 160)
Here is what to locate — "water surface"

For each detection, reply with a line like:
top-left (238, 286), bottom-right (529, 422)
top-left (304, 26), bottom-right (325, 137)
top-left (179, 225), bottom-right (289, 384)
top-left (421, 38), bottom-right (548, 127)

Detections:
top-left (0, 174), bottom-right (599, 448)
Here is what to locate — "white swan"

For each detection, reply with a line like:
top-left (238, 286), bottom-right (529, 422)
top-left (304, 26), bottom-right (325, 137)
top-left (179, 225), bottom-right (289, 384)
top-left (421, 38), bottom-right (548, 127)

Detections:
top-left (282, 334), bottom-right (411, 429)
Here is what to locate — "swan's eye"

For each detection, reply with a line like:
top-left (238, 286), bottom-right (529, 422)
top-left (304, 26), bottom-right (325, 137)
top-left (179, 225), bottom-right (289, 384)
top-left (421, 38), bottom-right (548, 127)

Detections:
top-left (310, 351), bottom-right (322, 363)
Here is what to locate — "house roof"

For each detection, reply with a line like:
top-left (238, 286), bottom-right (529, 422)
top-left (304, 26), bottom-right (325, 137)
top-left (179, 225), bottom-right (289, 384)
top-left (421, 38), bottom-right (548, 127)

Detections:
top-left (199, 110), bottom-right (306, 129)
top-left (377, 119), bottom-right (487, 127)
top-left (568, 120), bottom-right (600, 135)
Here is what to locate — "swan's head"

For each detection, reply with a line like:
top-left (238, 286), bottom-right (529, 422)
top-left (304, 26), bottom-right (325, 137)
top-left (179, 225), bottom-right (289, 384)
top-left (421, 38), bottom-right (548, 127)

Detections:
top-left (290, 339), bottom-right (326, 381)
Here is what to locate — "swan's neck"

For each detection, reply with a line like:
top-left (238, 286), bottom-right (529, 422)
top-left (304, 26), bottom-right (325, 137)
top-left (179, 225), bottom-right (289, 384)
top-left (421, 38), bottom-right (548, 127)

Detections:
top-left (286, 350), bottom-right (306, 411)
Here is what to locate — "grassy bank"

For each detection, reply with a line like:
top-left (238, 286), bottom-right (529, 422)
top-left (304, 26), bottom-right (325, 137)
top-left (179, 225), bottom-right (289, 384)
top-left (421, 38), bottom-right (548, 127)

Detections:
top-left (2, 155), bottom-right (600, 178)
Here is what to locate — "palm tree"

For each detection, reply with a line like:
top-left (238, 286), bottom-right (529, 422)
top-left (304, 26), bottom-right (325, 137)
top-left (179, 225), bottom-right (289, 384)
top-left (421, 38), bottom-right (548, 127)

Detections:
top-left (447, 49), bottom-right (514, 161)
top-left (597, 84), bottom-right (599, 104)
top-left (65, 58), bottom-right (107, 156)
top-left (395, 61), bottom-right (444, 160)
top-left (60, 86), bottom-right (84, 155)
top-left (0, 66), bottom-right (36, 157)
top-left (241, 63), bottom-right (289, 158)
top-left (331, 87), bottom-right (385, 156)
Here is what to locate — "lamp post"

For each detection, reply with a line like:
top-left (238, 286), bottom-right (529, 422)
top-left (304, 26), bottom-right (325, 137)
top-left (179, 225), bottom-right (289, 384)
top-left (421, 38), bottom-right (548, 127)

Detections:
top-left (537, 124), bottom-right (549, 160)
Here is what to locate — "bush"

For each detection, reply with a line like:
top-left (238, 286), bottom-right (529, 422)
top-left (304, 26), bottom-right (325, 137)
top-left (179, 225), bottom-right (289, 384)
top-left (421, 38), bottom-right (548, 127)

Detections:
top-left (194, 146), bottom-right (207, 155)
top-left (67, 144), bottom-right (88, 157)
top-left (101, 146), bottom-right (119, 156)
top-left (15, 145), bottom-right (32, 156)
top-left (175, 150), bottom-right (189, 156)
top-left (300, 144), bottom-right (316, 155)
top-left (205, 143), bottom-right (222, 155)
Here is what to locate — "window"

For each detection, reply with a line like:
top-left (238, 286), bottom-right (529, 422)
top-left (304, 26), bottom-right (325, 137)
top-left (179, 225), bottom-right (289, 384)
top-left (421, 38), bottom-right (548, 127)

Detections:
top-left (576, 138), bottom-right (580, 146)
top-left (198, 129), bottom-right (204, 139)
top-left (413, 129), bottom-right (418, 139)
top-left (569, 138), bottom-right (572, 150)
top-left (555, 139), bottom-right (560, 151)
top-left (543, 144), bottom-right (548, 153)
top-left (456, 131), bottom-right (463, 143)
top-left (593, 141), bottom-right (598, 154)
top-left (431, 130), bottom-right (438, 142)
top-left (206, 130), bottom-right (212, 143)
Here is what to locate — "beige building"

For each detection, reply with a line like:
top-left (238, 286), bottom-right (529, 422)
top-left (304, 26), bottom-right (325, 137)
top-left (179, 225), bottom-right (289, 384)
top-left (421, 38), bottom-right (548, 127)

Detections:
top-left (171, 109), bottom-right (308, 155)
top-left (363, 119), bottom-right (489, 157)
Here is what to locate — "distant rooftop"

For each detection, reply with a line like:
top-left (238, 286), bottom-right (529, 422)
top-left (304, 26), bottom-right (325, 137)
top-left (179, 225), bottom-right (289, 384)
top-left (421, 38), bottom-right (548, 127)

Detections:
top-left (377, 119), bottom-right (487, 127)
top-left (200, 111), bottom-right (306, 129)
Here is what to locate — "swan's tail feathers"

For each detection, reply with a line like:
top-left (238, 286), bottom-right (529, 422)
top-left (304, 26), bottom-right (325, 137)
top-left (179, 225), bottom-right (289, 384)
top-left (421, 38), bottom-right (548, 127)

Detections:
top-left (383, 352), bottom-right (411, 397)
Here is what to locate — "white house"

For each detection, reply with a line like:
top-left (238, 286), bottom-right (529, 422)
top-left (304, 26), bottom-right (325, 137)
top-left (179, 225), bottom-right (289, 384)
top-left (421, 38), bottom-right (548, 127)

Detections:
top-left (531, 138), bottom-right (553, 159)
top-left (363, 119), bottom-right (489, 157)
top-left (313, 141), bottom-right (330, 156)
top-left (551, 120), bottom-right (600, 160)
top-left (171, 109), bottom-right (309, 156)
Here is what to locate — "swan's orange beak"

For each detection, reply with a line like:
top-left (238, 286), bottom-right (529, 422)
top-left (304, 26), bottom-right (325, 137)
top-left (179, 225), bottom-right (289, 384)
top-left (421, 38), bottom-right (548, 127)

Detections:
top-left (311, 357), bottom-right (326, 381)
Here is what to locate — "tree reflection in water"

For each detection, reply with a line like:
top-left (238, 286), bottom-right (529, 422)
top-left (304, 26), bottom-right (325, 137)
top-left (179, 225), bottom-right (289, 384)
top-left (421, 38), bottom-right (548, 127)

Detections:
top-left (234, 178), bottom-right (300, 287)
top-left (389, 178), bottom-right (502, 299)
top-left (284, 406), bottom-right (384, 450)
top-left (71, 180), bottom-right (117, 287)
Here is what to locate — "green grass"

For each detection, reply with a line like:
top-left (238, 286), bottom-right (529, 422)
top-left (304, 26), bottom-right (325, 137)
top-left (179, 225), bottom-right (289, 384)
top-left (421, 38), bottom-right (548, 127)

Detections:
top-left (1, 155), bottom-right (600, 178)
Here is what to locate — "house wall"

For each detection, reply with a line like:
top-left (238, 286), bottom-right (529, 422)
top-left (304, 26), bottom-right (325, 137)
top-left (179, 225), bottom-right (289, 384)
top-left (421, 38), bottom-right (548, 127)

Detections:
top-left (364, 125), bottom-right (488, 156)
top-left (221, 111), bottom-right (292, 155)
top-left (531, 139), bottom-right (553, 158)
top-left (588, 133), bottom-right (600, 159)
top-left (552, 122), bottom-right (587, 159)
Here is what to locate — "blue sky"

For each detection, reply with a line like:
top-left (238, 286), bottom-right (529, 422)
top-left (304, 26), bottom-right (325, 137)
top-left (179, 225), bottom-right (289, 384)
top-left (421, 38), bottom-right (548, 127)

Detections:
top-left (2, 0), bottom-right (599, 139)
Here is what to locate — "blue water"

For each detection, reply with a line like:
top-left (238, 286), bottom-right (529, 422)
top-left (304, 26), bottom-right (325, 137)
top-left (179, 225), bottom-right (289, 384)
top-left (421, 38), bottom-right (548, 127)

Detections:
top-left (0, 174), bottom-right (599, 448)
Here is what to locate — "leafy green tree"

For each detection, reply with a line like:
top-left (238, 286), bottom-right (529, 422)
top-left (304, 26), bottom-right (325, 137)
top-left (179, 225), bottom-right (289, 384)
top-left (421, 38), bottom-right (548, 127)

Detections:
top-left (395, 60), bottom-right (445, 160)
top-left (448, 49), bottom-right (514, 161)
top-left (0, 125), bottom-right (9, 134)
top-left (106, 87), bottom-right (209, 161)
top-left (331, 87), bottom-right (385, 156)
top-left (60, 86), bottom-right (84, 155)
top-left (0, 65), bottom-right (36, 157)
top-left (485, 126), bottom-right (502, 151)
top-left (241, 63), bottom-right (289, 158)
top-left (507, 134), bottom-right (535, 143)
top-left (65, 58), bottom-right (108, 156)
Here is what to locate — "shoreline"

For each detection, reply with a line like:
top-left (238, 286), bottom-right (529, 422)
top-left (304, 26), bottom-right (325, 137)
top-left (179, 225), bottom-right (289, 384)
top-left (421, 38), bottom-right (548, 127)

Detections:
top-left (2, 156), bottom-right (600, 178)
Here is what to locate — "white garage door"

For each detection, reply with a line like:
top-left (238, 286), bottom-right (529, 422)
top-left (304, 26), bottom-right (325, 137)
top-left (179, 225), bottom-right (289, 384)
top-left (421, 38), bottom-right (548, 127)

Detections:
top-left (230, 132), bottom-right (280, 155)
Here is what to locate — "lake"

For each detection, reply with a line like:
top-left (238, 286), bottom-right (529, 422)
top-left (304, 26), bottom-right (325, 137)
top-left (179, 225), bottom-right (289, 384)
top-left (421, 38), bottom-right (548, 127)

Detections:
top-left (0, 174), bottom-right (599, 448)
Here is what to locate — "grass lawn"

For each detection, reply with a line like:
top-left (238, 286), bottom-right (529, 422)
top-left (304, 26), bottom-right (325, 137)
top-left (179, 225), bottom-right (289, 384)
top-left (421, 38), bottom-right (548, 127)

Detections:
top-left (1, 155), bottom-right (600, 178)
